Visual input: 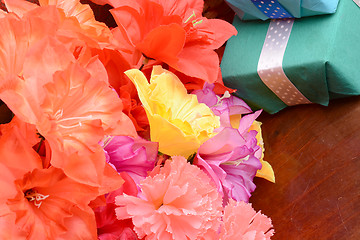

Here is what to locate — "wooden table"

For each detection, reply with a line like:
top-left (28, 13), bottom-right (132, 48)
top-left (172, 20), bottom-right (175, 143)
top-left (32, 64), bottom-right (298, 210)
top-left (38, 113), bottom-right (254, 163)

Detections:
top-left (252, 96), bottom-right (360, 239)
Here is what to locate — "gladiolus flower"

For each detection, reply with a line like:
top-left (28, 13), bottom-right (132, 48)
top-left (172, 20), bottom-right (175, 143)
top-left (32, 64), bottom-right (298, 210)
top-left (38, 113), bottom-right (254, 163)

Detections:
top-left (110, 0), bottom-right (237, 83)
top-left (0, 119), bottom-right (122, 239)
top-left (102, 135), bottom-right (159, 185)
top-left (193, 83), bottom-right (253, 130)
top-left (193, 83), bottom-right (275, 187)
top-left (4, 0), bottom-right (112, 44)
top-left (219, 199), bottom-right (274, 240)
top-left (195, 126), bottom-right (262, 203)
top-left (32, 60), bottom-right (136, 185)
top-left (115, 156), bottom-right (223, 240)
top-left (231, 111), bottom-right (275, 183)
top-left (0, 29), bottom-right (136, 185)
top-left (250, 120), bottom-right (275, 183)
top-left (125, 66), bottom-right (220, 158)
top-left (39, 0), bottom-right (113, 43)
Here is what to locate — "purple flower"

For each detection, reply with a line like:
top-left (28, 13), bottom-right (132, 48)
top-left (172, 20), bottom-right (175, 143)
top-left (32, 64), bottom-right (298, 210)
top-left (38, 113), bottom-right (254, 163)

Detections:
top-left (193, 83), bottom-right (263, 203)
top-left (102, 136), bottom-right (159, 185)
top-left (195, 124), bottom-right (262, 203)
top-left (192, 83), bottom-right (252, 130)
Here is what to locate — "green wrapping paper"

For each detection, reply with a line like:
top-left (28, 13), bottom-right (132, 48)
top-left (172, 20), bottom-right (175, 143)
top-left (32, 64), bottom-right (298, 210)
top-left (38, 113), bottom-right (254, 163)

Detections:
top-left (221, 0), bottom-right (360, 113)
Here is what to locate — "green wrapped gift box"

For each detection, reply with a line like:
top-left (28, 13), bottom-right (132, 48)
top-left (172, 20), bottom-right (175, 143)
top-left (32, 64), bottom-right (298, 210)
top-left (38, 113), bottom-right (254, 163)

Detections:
top-left (221, 0), bottom-right (360, 113)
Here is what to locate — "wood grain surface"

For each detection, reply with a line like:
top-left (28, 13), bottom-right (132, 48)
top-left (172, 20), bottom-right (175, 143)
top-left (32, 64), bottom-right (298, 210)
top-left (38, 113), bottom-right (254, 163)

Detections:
top-left (252, 96), bottom-right (360, 240)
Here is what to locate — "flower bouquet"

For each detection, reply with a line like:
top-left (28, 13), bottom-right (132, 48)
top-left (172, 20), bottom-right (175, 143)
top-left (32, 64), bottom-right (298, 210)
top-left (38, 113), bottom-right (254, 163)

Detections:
top-left (0, 0), bottom-right (275, 239)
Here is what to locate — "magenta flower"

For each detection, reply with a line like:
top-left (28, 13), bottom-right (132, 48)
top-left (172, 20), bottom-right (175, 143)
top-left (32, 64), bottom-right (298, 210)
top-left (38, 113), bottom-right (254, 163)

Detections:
top-left (192, 83), bottom-right (252, 130)
top-left (193, 83), bottom-right (263, 203)
top-left (102, 136), bottom-right (159, 185)
top-left (194, 124), bottom-right (262, 203)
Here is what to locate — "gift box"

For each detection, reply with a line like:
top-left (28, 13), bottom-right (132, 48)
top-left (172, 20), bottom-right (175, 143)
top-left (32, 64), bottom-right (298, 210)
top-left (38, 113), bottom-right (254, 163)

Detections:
top-left (221, 0), bottom-right (360, 114)
top-left (225, 0), bottom-right (339, 20)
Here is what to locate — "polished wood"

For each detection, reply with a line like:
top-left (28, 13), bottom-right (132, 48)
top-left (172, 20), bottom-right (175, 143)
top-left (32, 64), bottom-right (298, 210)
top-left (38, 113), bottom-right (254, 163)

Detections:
top-left (252, 96), bottom-right (360, 239)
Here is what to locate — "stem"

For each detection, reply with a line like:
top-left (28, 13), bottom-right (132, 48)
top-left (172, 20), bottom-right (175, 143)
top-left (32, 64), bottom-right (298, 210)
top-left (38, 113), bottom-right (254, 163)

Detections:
top-left (36, 138), bottom-right (44, 153)
top-left (187, 152), bottom-right (196, 164)
top-left (139, 54), bottom-right (154, 71)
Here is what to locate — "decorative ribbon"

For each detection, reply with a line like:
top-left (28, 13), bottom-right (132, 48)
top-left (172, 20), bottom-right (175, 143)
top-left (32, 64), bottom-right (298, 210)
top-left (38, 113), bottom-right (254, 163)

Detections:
top-left (257, 19), bottom-right (311, 106)
top-left (354, 0), bottom-right (360, 7)
top-left (251, 0), bottom-right (293, 19)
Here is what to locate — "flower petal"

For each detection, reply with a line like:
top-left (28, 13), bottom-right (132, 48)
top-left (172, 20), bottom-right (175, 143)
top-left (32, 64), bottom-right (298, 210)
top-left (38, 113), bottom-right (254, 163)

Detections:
top-left (136, 23), bottom-right (186, 67)
top-left (175, 46), bottom-right (220, 83)
top-left (3, 0), bottom-right (37, 17)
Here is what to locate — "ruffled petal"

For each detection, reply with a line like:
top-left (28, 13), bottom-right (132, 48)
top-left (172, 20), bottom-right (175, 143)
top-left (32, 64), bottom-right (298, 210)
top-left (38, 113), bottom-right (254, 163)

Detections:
top-left (3, 0), bottom-right (38, 17)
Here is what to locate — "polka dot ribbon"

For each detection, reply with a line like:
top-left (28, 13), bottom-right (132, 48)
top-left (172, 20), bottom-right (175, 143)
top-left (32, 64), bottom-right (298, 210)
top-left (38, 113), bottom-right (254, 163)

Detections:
top-left (257, 19), bottom-right (311, 106)
top-left (251, 0), bottom-right (293, 19)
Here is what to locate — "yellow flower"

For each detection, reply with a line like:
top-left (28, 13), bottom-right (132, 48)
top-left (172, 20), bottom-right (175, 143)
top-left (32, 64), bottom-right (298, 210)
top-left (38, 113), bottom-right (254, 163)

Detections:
top-left (249, 120), bottom-right (275, 183)
top-left (125, 66), bottom-right (220, 158)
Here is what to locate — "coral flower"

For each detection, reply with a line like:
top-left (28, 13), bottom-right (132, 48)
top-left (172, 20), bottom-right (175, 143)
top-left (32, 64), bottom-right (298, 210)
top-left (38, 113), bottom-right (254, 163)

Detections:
top-left (39, 0), bottom-right (112, 43)
top-left (110, 0), bottom-right (237, 83)
top-left (0, 119), bottom-right (121, 239)
top-left (4, 0), bottom-right (112, 44)
top-left (115, 156), bottom-right (223, 240)
top-left (1, 27), bottom-right (136, 184)
top-left (34, 61), bottom-right (136, 185)
top-left (125, 66), bottom-right (220, 158)
top-left (0, 10), bottom-right (57, 100)
top-left (91, 48), bottom-right (149, 132)
top-left (219, 199), bottom-right (274, 240)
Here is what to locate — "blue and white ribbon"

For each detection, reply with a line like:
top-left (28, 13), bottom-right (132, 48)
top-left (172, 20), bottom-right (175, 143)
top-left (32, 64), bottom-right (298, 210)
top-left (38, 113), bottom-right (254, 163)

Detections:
top-left (251, 0), bottom-right (293, 19)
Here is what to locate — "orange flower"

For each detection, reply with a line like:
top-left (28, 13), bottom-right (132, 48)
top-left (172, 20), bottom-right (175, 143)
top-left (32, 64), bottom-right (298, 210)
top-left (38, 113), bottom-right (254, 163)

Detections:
top-left (0, 11), bottom-right (58, 101)
top-left (0, 8), bottom-right (137, 185)
top-left (34, 60), bottom-right (136, 184)
top-left (4, 0), bottom-right (112, 44)
top-left (0, 118), bottom-right (122, 239)
top-left (91, 48), bottom-right (149, 132)
top-left (110, 0), bottom-right (237, 83)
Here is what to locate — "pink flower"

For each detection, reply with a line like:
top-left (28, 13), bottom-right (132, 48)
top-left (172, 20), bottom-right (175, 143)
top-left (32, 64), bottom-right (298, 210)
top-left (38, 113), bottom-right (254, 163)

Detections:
top-left (192, 83), bottom-right (252, 130)
top-left (195, 126), bottom-right (262, 203)
top-left (219, 199), bottom-right (274, 240)
top-left (115, 156), bottom-right (223, 240)
top-left (102, 136), bottom-right (158, 185)
top-left (193, 84), bottom-right (263, 203)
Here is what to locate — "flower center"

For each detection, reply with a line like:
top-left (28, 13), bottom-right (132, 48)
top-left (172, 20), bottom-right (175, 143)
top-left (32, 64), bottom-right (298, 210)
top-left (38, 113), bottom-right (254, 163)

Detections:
top-left (213, 91), bottom-right (231, 107)
top-left (221, 155), bottom-right (250, 167)
top-left (101, 135), bottom-right (114, 148)
top-left (24, 189), bottom-right (49, 208)
top-left (184, 11), bottom-right (203, 26)
top-left (54, 108), bottom-right (94, 129)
